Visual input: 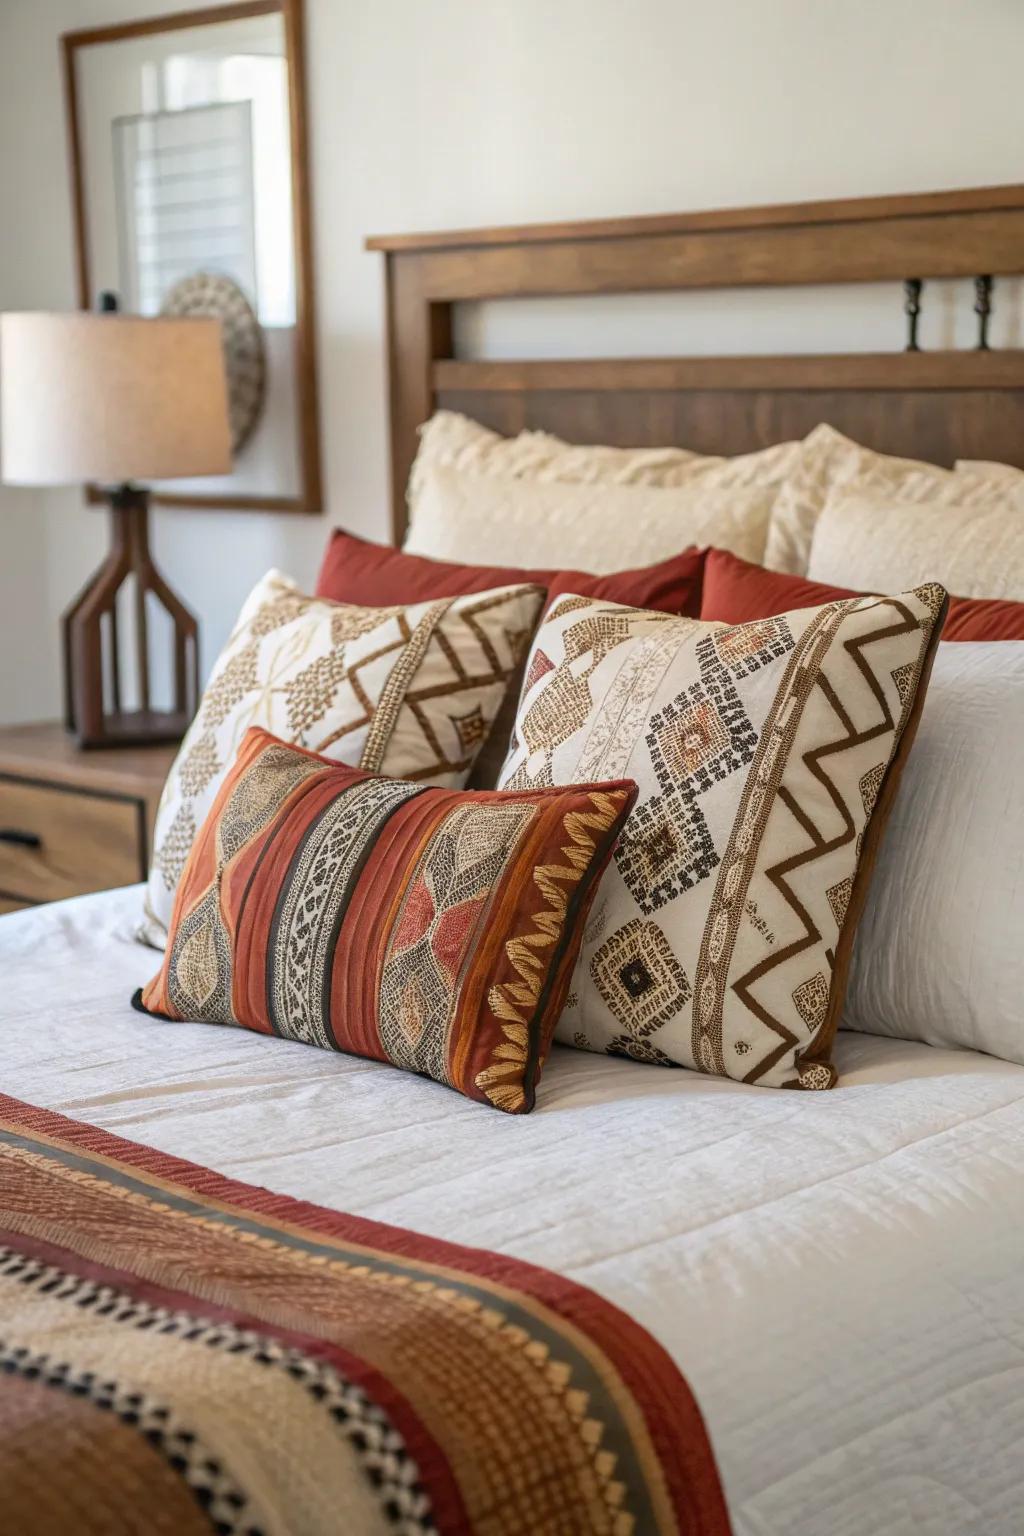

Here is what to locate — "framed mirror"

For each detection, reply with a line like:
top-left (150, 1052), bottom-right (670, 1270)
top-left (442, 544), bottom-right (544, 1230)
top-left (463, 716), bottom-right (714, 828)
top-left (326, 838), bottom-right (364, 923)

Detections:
top-left (62, 0), bottom-right (321, 512)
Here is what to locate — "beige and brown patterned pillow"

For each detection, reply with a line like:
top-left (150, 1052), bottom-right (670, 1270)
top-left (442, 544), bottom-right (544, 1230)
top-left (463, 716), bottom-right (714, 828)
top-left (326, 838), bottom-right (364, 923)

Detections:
top-left (141, 570), bottom-right (543, 948)
top-left (498, 585), bottom-right (947, 1088)
top-left (762, 423), bottom-right (1020, 576)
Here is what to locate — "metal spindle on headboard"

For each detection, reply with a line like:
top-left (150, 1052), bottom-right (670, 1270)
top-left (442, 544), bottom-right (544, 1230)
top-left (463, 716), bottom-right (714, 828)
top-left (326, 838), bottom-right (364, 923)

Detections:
top-left (975, 275), bottom-right (993, 350)
top-left (904, 279), bottom-right (924, 351)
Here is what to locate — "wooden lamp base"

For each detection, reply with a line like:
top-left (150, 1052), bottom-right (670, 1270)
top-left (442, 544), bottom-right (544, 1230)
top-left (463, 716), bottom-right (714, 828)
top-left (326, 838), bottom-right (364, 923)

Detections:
top-left (61, 485), bottom-right (199, 749)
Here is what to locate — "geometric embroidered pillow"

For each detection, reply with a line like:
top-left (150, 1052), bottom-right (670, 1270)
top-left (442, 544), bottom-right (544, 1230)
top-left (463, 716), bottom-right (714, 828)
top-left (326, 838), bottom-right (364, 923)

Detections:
top-left (141, 570), bottom-right (544, 949)
top-left (498, 584), bottom-right (947, 1089)
top-left (137, 728), bottom-right (637, 1113)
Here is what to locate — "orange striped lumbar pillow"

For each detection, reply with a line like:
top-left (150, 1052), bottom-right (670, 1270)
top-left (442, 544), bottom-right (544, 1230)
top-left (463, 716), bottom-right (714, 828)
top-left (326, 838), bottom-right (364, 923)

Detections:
top-left (137, 726), bottom-right (636, 1113)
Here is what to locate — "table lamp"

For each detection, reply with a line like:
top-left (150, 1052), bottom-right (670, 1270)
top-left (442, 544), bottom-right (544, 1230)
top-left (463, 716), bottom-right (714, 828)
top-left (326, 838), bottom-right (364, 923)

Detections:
top-left (0, 309), bottom-right (231, 748)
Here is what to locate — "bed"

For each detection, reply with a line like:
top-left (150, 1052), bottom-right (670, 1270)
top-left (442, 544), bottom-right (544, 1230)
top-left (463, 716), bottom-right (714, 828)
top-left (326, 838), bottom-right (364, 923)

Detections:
top-left (3, 185), bottom-right (1024, 1536)
top-left (4, 886), bottom-right (1024, 1535)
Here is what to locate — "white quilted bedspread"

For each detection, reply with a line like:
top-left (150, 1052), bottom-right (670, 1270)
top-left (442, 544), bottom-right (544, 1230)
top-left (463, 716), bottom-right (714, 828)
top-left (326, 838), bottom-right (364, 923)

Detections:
top-left (2, 886), bottom-right (1022, 1536)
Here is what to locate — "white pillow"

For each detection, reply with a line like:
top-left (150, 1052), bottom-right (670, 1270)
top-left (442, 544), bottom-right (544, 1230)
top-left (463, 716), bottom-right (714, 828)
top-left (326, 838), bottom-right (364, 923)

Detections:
top-left (807, 486), bottom-right (1024, 601)
top-left (763, 423), bottom-right (1012, 576)
top-left (844, 643), bottom-right (1024, 1065)
top-left (405, 465), bottom-right (775, 574)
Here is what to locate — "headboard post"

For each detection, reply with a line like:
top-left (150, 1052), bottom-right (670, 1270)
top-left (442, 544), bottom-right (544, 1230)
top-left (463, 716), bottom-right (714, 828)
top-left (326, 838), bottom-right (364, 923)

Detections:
top-left (383, 255), bottom-right (453, 542)
top-left (370, 185), bottom-right (1024, 545)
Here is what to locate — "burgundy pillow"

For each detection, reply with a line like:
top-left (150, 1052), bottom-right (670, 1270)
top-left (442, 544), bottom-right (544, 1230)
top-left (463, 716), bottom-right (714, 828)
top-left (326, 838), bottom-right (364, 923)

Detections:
top-left (700, 547), bottom-right (1024, 641)
top-left (316, 529), bottom-right (705, 616)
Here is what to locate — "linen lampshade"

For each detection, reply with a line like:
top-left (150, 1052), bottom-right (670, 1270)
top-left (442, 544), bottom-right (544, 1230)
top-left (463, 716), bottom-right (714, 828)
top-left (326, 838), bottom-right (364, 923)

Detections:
top-left (0, 311), bottom-right (231, 485)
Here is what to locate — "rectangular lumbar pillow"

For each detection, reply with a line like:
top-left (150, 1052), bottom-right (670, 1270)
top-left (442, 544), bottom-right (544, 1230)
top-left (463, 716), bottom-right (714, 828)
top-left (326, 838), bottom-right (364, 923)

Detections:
top-left (763, 422), bottom-right (1020, 576)
top-left (498, 584), bottom-right (947, 1088)
top-left (137, 728), bottom-right (637, 1113)
top-left (807, 484), bottom-right (1024, 602)
top-left (142, 570), bottom-right (544, 947)
top-left (406, 465), bottom-right (777, 573)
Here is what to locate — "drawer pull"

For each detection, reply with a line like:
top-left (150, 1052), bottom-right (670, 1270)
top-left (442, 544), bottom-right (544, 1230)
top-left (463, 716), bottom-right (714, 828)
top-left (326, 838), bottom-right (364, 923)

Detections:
top-left (0, 828), bottom-right (42, 850)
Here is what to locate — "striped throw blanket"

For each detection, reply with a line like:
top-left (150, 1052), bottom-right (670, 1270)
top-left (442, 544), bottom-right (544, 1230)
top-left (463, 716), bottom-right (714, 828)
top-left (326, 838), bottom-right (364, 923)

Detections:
top-left (0, 1093), bottom-right (731, 1536)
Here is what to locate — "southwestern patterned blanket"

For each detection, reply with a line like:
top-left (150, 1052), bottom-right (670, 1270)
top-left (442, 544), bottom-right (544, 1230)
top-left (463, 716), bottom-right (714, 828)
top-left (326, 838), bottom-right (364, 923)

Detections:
top-left (0, 1094), bottom-right (731, 1536)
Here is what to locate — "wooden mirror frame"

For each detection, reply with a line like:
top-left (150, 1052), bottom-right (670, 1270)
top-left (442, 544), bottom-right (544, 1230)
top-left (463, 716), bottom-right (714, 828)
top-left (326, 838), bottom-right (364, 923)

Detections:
top-left (61, 0), bottom-right (321, 514)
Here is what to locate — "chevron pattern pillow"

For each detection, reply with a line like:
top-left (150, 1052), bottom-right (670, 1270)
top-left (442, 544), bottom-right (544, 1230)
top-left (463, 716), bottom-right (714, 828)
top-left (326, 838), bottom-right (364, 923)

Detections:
top-left (142, 570), bottom-right (543, 948)
top-left (498, 584), bottom-right (947, 1089)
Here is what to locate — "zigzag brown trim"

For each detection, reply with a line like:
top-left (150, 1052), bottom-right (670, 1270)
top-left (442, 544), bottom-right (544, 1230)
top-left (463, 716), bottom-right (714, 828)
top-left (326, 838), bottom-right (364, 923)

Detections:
top-left (730, 599), bottom-right (923, 1085)
top-left (689, 601), bottom-right (850, 1075)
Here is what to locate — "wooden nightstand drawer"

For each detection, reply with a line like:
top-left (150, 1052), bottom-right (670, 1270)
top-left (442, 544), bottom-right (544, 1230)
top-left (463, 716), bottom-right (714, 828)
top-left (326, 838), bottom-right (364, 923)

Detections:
top-left (0, 724), bottom-right (176, 912)
top-left (0, 778), bottom-right (143, 904)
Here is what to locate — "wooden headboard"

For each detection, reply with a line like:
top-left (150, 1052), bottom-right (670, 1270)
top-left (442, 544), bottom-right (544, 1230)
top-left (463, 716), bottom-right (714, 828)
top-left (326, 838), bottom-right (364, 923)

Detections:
top-left (367, 185), bottom-right (1024, 543)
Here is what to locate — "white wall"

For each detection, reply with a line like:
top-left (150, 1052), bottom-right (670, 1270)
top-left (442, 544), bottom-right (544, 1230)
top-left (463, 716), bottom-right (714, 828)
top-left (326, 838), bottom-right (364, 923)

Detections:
top-left (3, 0), bottom-right (1024, 724)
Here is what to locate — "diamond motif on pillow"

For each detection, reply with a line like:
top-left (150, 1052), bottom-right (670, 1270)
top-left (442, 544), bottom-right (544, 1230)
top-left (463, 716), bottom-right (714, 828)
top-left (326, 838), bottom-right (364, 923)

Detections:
top-left (647, 639), bottom-right (757, 797)
top-left (177, 731), bottom-right (221, 799)
top-left (860, 763), bottom-right (886, 817)
top-left (452, 705), bottom-right (487, 753)
top-left (711, 615), bottom-right (794, 678)
top-left (616, 789), bottom-right (718, 911)
top-left (141, 729), bottom-right (637, 1113)
top-left (826, 877), bottom-right (854, 929)
top-left (649, 696), bottom-right (731, 781)
top-left (798, 1061), bottom-right (837, 1090)
top-left (792, 972), bottom-right (830, 1034)
top-left (591, 919), bottom-right (691, 1037)
top-left (155, 804), bottom-right (198, 892)
top-left (891, 661), bottom-right (916, 704)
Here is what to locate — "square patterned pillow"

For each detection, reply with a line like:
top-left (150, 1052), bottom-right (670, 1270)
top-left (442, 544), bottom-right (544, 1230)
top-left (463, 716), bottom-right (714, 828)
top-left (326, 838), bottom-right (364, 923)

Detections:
top-left (142, 570), bottom-right (544, 948)
top-left (138, 728), bottom-right (637, 1113)
top-left (498, 585), bottom-right (947, 1089)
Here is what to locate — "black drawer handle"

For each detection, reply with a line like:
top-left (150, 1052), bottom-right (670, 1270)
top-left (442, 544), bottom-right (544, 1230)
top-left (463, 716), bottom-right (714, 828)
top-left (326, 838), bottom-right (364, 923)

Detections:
top-left (0, 829), bottom-right (42, 850)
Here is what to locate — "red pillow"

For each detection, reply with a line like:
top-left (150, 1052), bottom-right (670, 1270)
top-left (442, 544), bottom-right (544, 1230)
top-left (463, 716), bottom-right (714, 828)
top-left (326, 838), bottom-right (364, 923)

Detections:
top-left (700, 547), bottom-right (1024, 641)
top-left (316, 529), bottom-right (705, 616)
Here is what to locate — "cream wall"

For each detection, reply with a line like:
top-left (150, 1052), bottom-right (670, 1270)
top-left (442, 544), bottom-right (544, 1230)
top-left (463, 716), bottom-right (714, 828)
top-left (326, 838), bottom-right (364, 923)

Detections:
top-left (2, 0), bottom-right (1024, 724)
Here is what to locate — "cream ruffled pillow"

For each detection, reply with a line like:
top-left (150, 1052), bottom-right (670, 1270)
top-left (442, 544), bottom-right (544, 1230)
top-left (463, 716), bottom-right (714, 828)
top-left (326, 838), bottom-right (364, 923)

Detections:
top-left (760, 424), bottom-right (1012, 576)
top-left (409, 410), bottom-right (798, 509)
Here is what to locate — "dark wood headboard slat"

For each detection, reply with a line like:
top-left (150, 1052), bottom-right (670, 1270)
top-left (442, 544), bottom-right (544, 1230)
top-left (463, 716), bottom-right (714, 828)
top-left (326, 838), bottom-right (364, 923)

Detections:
top-left (412, 211), bottom-right (1024, 303)
top-left (433, 352), bottom-right (1024, 394)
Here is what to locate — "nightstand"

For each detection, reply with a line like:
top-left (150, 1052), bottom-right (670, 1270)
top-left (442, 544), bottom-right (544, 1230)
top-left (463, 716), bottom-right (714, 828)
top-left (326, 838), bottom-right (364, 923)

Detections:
top-left (0, 722), bottom-right (176, 914)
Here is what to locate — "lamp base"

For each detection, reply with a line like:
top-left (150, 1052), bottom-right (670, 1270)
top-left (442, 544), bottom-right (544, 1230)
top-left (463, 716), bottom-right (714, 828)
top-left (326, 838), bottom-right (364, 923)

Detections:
top-left (75, 709), bottom-right (196, 751)
top-left (62, 486), bottom-right (199, 750)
